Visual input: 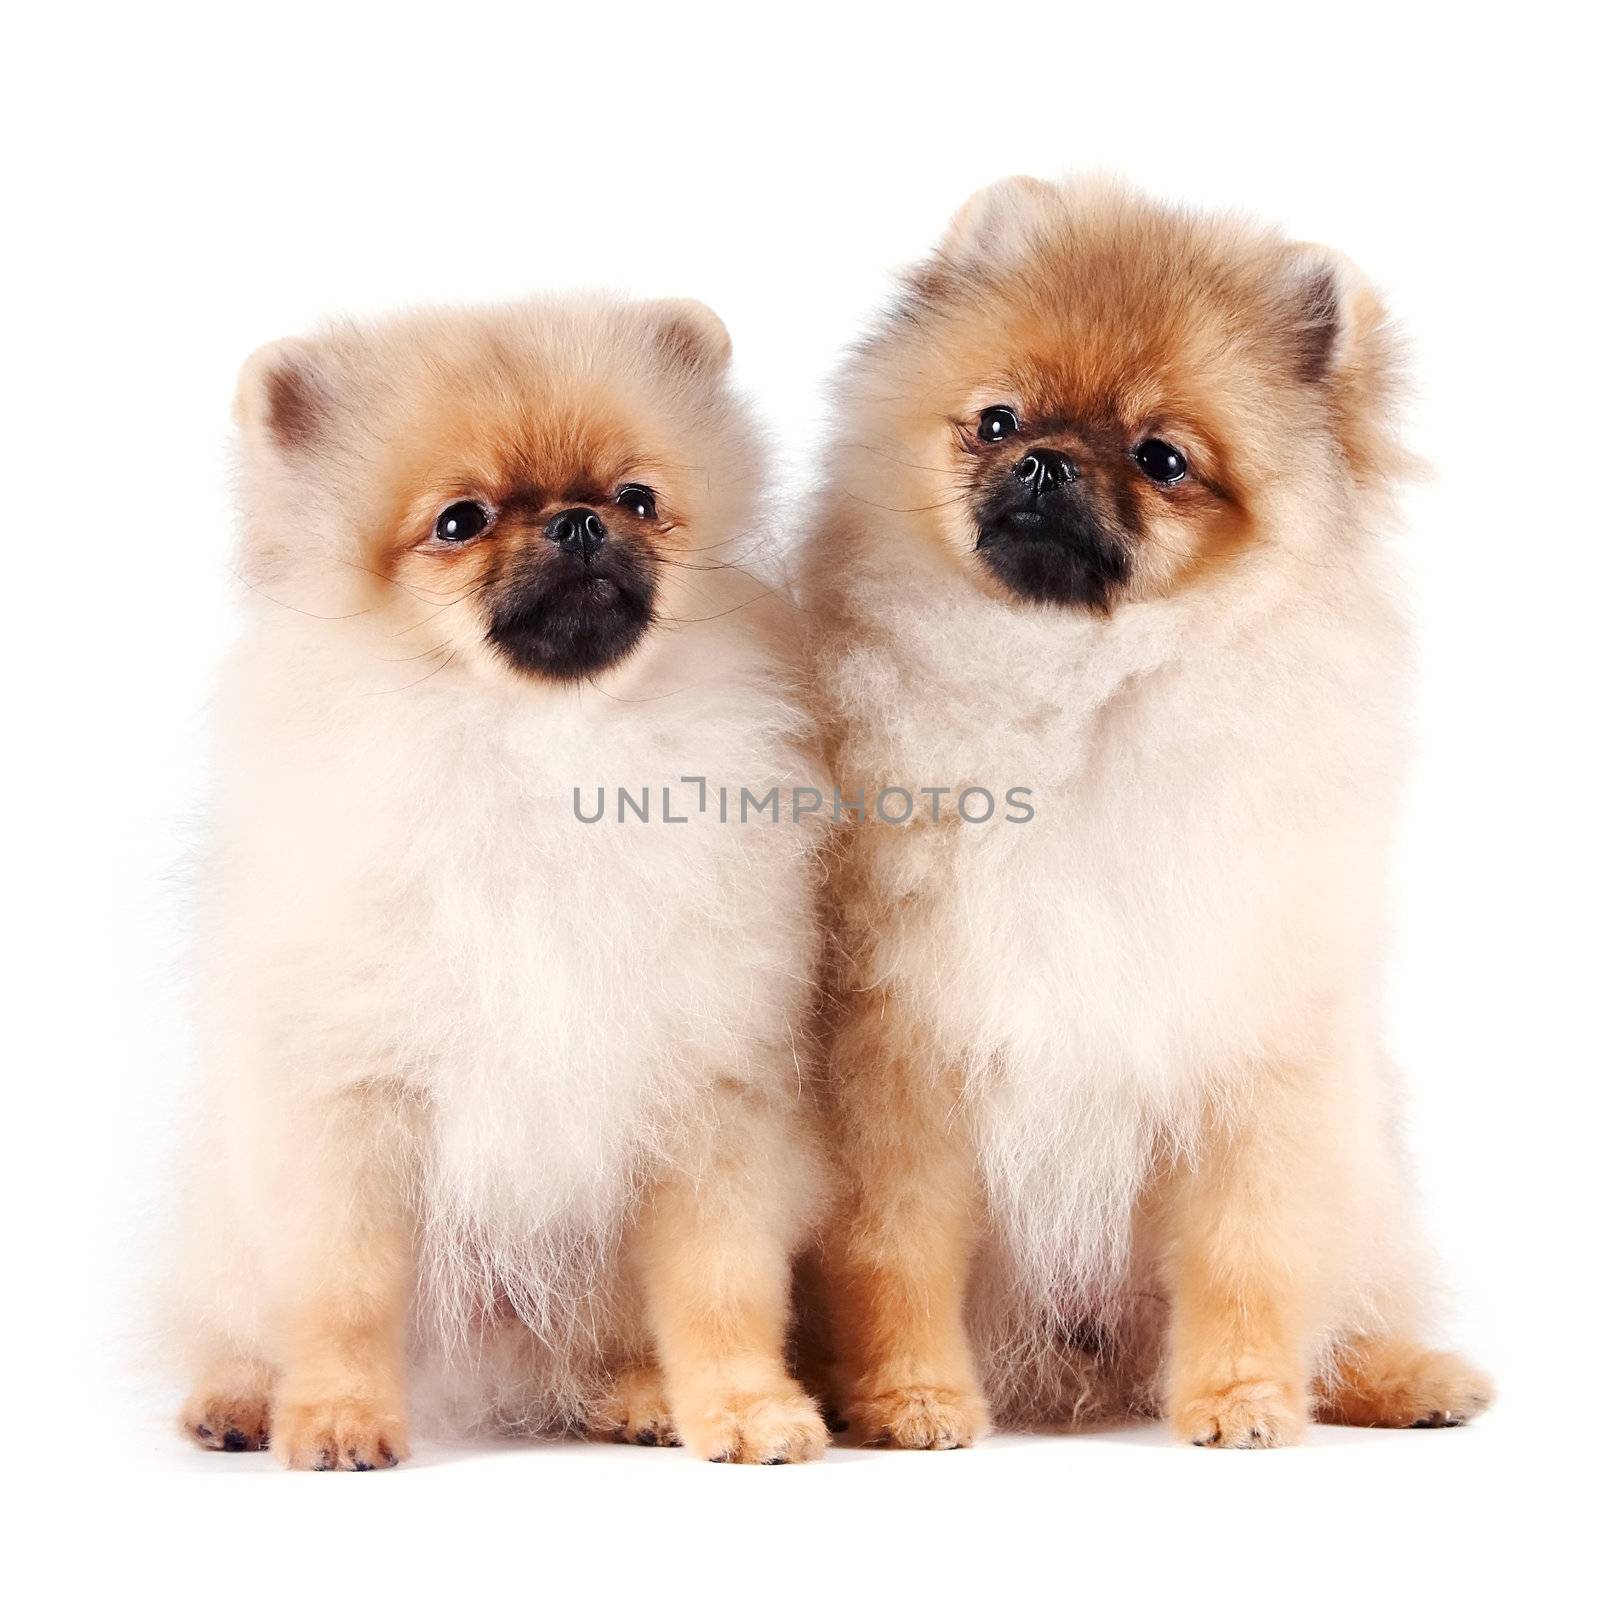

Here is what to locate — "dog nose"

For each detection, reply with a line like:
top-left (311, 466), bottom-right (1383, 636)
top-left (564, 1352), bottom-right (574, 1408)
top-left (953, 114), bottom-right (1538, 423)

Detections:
top-left (1014, 449), bottom-right (1076, 493)
top-left (546, 508), bottom-right (607, 560)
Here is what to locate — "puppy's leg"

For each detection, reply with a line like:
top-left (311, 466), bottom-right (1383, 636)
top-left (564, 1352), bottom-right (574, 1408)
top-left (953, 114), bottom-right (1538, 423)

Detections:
top-left (1316, 1337), bottom-right (1494, 1429)
top-left (175, 1120), bottom-right (278, 1453)
top-left (176, 1214), bottom-right (275, 1452)
top-left (1314, 1115), bottom-right (1494, 1429)
top-left (789, 1249), bottom-right (847, 1433)
top-left (824, 998), bottom-right (988, 1449)
top-left (634, 1085), bottom-right (827, 1465)
top-left (1166, 1067), bottom-right (1335, 1449)
top-left (264, 1088), bottom-right (415, 1471)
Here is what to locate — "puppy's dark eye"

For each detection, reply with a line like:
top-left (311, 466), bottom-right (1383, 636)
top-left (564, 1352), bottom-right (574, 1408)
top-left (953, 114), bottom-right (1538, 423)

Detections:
top-left (434, 500), bottom-right (491, 542)
top-left (616, 484), bottom-right (657, 519)
top-left (978, 407), bottom-right (1020, 444)
top-left (1134, 440), bottom-right (1187, 484)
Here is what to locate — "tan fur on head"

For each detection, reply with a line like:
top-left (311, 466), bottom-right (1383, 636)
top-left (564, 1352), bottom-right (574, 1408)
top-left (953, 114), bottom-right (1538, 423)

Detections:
top-left (227, 295), bottom-right (766, 690)
top-left (175, 293), bottom-right (829, 1466)
top-left (847, 175), bottom-right (1414, 615)
top-left (805, 177), bottom-right (1488, 1447)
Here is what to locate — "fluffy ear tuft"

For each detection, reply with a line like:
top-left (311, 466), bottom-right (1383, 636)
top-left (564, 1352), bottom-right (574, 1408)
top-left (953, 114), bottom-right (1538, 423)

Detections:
top-left (1287, 262), bottom-right (1344, 384)
top-left (645, 298), bottom-right (733, 377)
top-left (233, 338), bottom-right (332, 452)
top-left (939, 175), bottom-right (1059, 267)
top-left (1280, 244), bottom-right (1379, 385)
top-left (1280, 243), bottom-right (1414, 482)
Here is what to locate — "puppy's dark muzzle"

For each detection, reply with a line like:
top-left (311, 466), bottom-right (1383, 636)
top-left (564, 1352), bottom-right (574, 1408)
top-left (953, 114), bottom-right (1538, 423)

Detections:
top-left (546, 507), bottom-right (607, 562)
top-left (973, 454), bottom-right (1132, 610)
top-left (485, 529), bottom-right (656, 681)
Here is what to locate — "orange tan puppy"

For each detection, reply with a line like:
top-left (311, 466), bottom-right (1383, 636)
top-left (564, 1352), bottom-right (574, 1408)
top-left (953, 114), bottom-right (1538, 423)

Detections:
top-left (175, 295), bottom-right (828, 1467)
top-left (804, 178), bottom-right (1492, 1448)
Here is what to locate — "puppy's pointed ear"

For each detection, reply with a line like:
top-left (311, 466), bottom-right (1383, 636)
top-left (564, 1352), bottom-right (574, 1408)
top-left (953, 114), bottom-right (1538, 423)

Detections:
top-left (643, 298), bottom-right (733, 377)
top-left (231, 333), bottom-right (367, 580)
top-left (1279, 243), bottom-right (1414, 483)
top-left (234, 337), bottom-right (338, 454)
top-left (939, 175), bottom-right (1058, 267)
top-left (1279, 245), bottom-right (1373, 384)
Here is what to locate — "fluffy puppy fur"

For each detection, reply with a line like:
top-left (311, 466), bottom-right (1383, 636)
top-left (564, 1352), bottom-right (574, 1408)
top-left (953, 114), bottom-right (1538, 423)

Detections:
top-left (804, 178), bottom-right (1492, 1447)
top-left (175, 294), bottom-right (829, 1467)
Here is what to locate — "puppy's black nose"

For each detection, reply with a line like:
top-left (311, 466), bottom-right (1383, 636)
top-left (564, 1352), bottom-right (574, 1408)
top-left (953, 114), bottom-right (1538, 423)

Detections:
top-left (546, 508), bottom-right (607, 560)
top-left (1014, 449), bottom-right (1076, 494)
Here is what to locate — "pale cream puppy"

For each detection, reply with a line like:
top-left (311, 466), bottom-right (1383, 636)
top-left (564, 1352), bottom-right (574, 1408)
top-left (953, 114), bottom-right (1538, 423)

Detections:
top-left (805, 178), bottom-right (1492, 1447)
top-left (176, 294), bottom-right (829, 1468)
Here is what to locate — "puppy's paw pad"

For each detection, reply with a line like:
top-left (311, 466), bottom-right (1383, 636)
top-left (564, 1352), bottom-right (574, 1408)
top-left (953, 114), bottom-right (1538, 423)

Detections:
top-left (852, 1384), bottom-right (989, 1450)
top-left (1175, 1379), bottom-right (1306, 1449)
top-left (274, 1397), bottom-right (408, 1471)
top-left (590, 1367), bottom-right (680, 1447)
top-left (680, 1386), bottom-right (828, 1465)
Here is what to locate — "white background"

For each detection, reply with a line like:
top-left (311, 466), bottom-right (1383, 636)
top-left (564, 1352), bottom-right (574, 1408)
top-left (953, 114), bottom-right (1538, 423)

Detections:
top-left (5, 3), bottom-right (1594, 1591)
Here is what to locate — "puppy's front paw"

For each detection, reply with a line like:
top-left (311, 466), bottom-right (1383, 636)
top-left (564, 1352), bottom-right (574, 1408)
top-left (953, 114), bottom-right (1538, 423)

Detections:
top-left (677, 1383), bottom-right (828, 1465)
top-left (182, 1360), bottom-right (273, 1453)
top-left (590, 1366), bottom-right (680, 1447)
top-left (273, 1394), bottom-right (408, 1471)
top-left (851, 1384), bottom-right (989, 1449)
top-left (1174, 1378), bottom-right (1307, 1448)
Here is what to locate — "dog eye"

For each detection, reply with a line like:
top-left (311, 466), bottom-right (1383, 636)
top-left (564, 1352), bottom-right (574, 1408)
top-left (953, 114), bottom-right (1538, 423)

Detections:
top-left (1134, 440), bottom-right (1187, 484)
top-left (977, 407), bottom-right (1020, 444)
top-left (434, 501), bottom-right (491, 542)
top-left (615, 484), bottom-right (657, 519)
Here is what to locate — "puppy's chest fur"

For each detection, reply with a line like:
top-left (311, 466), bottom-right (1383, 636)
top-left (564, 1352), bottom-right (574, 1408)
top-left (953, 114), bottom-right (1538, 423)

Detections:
top-left (224, 655), bottom-right (815, 1244)
top-left (893, 661), bottom-right (1326, 1081)
top-left (399, 708), bottom-right (742, 1216)
top-left (828, 560), bottom-right (1403, 1286)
